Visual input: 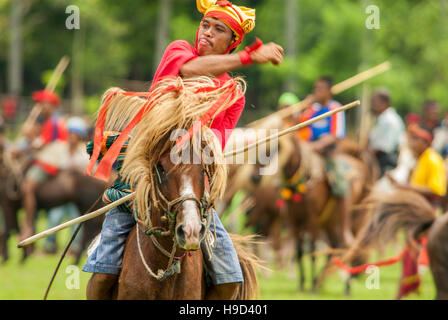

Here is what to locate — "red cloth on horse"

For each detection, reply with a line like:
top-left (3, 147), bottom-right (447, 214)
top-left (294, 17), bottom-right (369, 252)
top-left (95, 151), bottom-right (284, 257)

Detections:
top-left (397, 242), bottom-right (421, 299)
top-left (418, 236), bottom-right (429, 266)
top-left (151, 40), bottom-right (245, 149)
top-left (33, 159), bottom-right (59, 176)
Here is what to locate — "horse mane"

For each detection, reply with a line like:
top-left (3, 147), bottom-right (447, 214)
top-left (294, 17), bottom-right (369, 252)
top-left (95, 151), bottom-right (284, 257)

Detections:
top-left (98, 76), bottom-right (246, 221)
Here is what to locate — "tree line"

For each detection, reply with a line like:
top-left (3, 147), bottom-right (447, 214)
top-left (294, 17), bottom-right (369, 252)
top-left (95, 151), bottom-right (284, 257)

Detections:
top-left (0, 0), bottom-right (447, 129)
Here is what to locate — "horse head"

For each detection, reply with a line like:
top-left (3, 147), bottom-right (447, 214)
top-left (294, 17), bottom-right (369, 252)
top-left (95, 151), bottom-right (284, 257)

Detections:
top-left (154, 153), bottom-right (208, 251)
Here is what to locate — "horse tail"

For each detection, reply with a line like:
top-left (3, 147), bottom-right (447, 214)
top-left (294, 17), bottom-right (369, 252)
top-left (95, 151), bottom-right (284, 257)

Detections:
top-left (229, 233), bottom-right (266, 300)
top-left (339, 189), bottom-right (436, 267)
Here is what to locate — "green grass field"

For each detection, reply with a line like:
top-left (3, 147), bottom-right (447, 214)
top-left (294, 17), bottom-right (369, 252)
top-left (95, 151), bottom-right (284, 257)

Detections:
top-left (0, 213), bottom-right (436, 300)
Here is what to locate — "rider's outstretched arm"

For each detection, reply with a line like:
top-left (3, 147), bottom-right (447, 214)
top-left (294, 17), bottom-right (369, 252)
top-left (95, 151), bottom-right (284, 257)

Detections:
top-left (181, 42), bottom-right (284, 78)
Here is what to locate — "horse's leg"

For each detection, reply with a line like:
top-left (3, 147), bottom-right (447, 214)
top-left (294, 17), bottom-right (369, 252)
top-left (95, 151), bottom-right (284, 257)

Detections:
top-left (345, 275), bottom-right (352, 296)
top-left (21, 208), bottom-right (36, 264)
top-left (338, 195), bottom-right (355, 247)
top-left (310, 235), bottom-right (318, 293)
top-left (314, 226), bottom-right (341, 290)
top-left (313, 252), bottom-right (334, 291)
top-left (342, 181), bottom-right (363, 296)
top-left (330, 226), bottom-right (353, 296)
top-left (296, 235), bottom-right (305, 291)
top-left (1, 200), bottom-right (18, 263)
top-left (332, 200), bottom-right (353, 296)
top-left (205, 283), bottom-right (241, 300)
top-left (86, 273), bottom-right (119, 300)
top-left (0, 206), bottom-right (8, 263)
top-left (20, 179), bottom-right (40, 263)
top-left (270, 215), bottom-right (283, 269)
top-left (0, 225), bottom-right (7, 263)
top-left (21, 232), bottom-right (35, 263)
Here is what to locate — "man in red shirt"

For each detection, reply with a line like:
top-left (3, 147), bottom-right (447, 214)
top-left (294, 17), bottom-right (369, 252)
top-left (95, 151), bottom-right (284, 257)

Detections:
top-left (150, 3), bottom-right (283, 148)
top-left (83, 0), bottom-right (283, 299)
top-left (16, 90), bottom-right (68, 242)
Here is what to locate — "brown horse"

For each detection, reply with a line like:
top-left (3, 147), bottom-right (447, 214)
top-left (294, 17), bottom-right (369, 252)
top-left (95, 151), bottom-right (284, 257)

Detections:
top-left (334, 189), bottom-right (448, 300)
top-left (242, 133), bottom-right (369, 292)
top-left (86, 76), bottom-right (260, 300)
top-left (116, 154), bottom-right (258, 299)
top-left (0, 166), bottom-right (107, 263)
top-left (274, 134), bottom-right (368, 293)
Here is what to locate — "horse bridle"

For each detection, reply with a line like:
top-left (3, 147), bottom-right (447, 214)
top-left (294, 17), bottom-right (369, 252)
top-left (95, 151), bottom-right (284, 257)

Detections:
top-left (139, 165), bottom-right (212, 236)
top-left (134, 164), bottom-right (215, 281)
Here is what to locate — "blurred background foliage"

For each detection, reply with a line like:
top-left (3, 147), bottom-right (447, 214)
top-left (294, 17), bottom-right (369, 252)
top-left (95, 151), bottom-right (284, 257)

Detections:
top-left (1, 0), bottom-right (447, 129)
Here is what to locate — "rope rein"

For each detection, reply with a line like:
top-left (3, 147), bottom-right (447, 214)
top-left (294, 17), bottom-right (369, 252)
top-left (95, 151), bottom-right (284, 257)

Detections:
top-left (136, 222), bottom-right (180, 281)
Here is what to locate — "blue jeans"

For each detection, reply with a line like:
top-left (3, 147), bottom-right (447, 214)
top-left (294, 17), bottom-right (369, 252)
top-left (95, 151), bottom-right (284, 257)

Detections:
top-left (82, 207), bottom-right (243, 285)
top-left (45, 202), bottom-right (82, 251)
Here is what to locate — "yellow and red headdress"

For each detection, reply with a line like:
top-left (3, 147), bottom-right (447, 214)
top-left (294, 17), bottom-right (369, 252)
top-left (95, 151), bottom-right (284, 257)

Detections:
top-left (196, 0), bottom-right (256, 53)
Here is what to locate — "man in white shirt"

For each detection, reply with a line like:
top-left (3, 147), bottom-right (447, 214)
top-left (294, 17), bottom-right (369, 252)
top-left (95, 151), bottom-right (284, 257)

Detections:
top-left (43, 117), bottom-right (89, 254)
top-left (369, 89), bottom-right (405, 176)
top-left (432, 110), bottom-right (448, 157)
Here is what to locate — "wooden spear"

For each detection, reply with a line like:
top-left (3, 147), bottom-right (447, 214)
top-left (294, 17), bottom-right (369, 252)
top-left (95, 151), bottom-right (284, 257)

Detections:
top-left (248, 61), bottom-right (390, 128)
top-left (17, 100), bottom-right (360, 248)
top-left (225, 100), bottom-right (360, 158)
top-left (17, 193), bottom-right (135, 248)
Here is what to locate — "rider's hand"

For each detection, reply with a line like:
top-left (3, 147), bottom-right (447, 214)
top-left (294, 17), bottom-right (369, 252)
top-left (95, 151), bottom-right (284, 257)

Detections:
top-left (250, 42), bottom-right (284, 66)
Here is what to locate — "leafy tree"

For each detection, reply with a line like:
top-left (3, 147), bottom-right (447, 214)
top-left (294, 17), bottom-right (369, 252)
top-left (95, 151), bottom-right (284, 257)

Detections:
top-left (1, 0), bottom-right (448, 125)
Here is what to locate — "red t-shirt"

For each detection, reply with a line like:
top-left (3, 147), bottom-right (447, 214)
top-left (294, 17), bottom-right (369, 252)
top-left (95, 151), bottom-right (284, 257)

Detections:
top-left (151, 40), bottom-right (245, 149)
top-left (40, 115), bottom-right (68, 145)
top-left (34, 115), bottom-right (68, 175)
